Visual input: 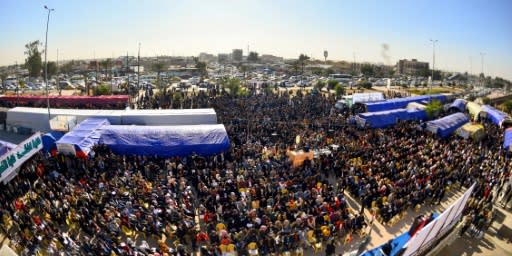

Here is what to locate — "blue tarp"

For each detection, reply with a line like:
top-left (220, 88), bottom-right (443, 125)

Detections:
top-left (98, 124), bottom-right (230, 157)
top-left (426, 113), bottom-right (469, 138)
top-left (365, 94), bottom-right (447, 112)
top-left (482, 105), bottom-right (512, 127)
top-left (504, 128), bottom-right (512, 151)
top-left (449, 99), bottom-right (466, 112)
top-left (42, 131), bottom-right (64, 152)
top-left (356, 108), bottom-right (427, 128)
top-left (57, 118), bottom-right (110, 156)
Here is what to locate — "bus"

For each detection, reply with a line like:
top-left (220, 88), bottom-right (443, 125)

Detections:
top-left (329, 74), bottom-right (352, 84)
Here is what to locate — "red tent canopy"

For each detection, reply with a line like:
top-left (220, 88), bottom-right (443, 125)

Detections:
top-left (0, 95), bottom-right (129, 107)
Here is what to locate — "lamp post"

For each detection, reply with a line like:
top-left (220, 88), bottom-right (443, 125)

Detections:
top-left (480, 52), bottom-right (485, 88)
top-left (430, 39), bottom-right (438, 92)
top-left (44, 5), bottom-right (54, 120)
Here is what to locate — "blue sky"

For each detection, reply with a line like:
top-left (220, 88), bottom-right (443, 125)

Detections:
top-left (1, 0), bottom-right (511, 79)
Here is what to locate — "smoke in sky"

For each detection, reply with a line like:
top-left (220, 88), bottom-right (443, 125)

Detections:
top-left (381, 43), bottom-right (391, 65)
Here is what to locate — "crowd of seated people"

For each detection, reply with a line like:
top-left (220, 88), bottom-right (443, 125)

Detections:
top-left (0, 89), bottom-right (509, 255)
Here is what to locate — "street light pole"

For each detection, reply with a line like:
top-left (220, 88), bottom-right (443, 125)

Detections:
top-left (44, 5), bottom-right (54, 120)
top-left (480, 52), bottom-right (485, 87)
top-left (138, 43), bottom-right (141, 90)
top-left (430, 39), bottom-right (438, 92)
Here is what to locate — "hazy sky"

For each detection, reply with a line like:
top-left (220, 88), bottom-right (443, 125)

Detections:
top-left (1, 0), bottom-right (511, 79)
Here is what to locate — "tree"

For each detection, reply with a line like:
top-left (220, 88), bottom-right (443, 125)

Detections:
top-left (153, 62), bottom-right (165, 91)
top-left (503, 100), bottom-right (512, 114)
top-left (334, 83), bottom-right (345, 97)
top-left (291, 61), bottom-right (300, 76)
top-left (193, 57), bottom-right (207, 76)
top-left (24, 40), bottom-right (43, 79)
top-left (240, 65), bottom-right (248, 78)
top-left (425, 99), bottom-right (443, 119)
top-left (298, 54), bottom-right (310, 76)
top-left (361, 64), bottom-right (374, 77)
top-left (327, 80), bottom-right (339, 90)
top-left (99, 59), bottom-right (112, 81)
top-left (324, 68), bottom-right (335, 76)
top-left (45, 61), bottom-right (57, 78)
top-left (248, 52), bottom-right (259, 62)
top-left (94, 84), bottom-right (110, 96)
top-left (61, 61), bottom-right (73, 74)
top-left (222, 77), bottom-right (242, 96)
top-left (315, 80), bottom-right (326, 91)
top-left (432, 70), bottom-right (442, 80)
top-left (481, 97), bottom-right (491, 105)
top-left (360, 81), bottom-right (372, 89)
top-left (196, 61), bottom-right (207, 76)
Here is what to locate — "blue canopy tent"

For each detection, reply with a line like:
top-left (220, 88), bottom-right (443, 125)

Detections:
top-left (98, 124), bottom-right (230, 157)
top-left (449, 99), bottom-right (466, 112)
top-left (56, 118), bottom-right (110, 158)
top-left (481, 105), bottom-right (512, 128)
top-left (356, 108), bottom-right (427, 129)
top-left (425, 113), bottom-right (469, 138)
top-left (42, 131), bottom-right (64, 154)
top-left (504, 128), bottom-right (512, 151)
top-left (364, 94), bottom-right (447, 112)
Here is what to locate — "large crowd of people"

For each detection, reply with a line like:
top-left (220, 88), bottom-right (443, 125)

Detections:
top-left (0, 87), bottom-right (510, 256)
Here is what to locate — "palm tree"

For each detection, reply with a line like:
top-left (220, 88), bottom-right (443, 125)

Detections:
top-left (291, 61), bottom-right (300, 76)
top-left (240, 65), bottom-right (248, 89)
top-left (298, 54), bottom-right (310, 76)
top-left (153, 62), bottom-right (165, 92)
top-left (298, 54), bottom-right (310, 89)
top-left (105, 58), bottom-right (112, 79)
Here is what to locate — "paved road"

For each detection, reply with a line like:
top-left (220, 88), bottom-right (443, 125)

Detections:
top-left (436, 204), bottom-right (512, 256)
top-left (0, 130), bottom-right (31, 144)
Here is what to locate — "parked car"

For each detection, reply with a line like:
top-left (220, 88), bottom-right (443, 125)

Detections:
top-left (59, 80), bottom-right (76, 89)
top-left (26, 82), bottom-right (39, 90)
top-left (2, 77), bottom-right (17, 88)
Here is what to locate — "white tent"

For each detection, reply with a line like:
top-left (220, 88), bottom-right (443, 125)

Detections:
top-left (7, 107), bottom-right (217, 133)
top-left (49, 115), bottom-right (77, 132)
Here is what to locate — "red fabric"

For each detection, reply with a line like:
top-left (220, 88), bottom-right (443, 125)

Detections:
top-left (14, 199), bottom-right (24, 211)
top-left (196, 232), bottom-right (209, 242)
top-left (76, 151), bottom-right (88, 159)
top-left (0, 95), bottom-right (129, 106)
top-left (33, 215), bottom-right (42, 226)
top-left (36, 163), bottom-right (45, 177)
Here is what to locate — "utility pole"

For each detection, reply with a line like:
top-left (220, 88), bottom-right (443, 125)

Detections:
top-left (138, 43), bottom-right (141, 90)
top-left (56, 49), bottom-right (59, 95)
top-left (480, 52), bottom-right (485, 88)
top-left (126, 52), bottom-right (130, 91)
top-left (430, 39), bottom-right (438, 92)
top-left (353, 52), bottom-right (357, 74)
top-left (469, 56), bottom-right (472, 76)
top-left (44, 5), bottom-right (55, 120)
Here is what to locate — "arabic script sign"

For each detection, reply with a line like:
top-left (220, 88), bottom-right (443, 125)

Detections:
top-left (0, 132), bottom-right (42, 183)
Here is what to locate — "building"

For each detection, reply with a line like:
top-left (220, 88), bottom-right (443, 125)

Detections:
top-left (260, 54), bottom-right (284, 64)
top-left (218, 54), bottom-right (229, 64)
top-left (165, 67), bottom-right (200, 78)
top-left (396, 59), bottom-right (429, 76)
top-left (232, 49), bottom-right (243, 62)
top-left (198, 52), bottom-right (216, 63)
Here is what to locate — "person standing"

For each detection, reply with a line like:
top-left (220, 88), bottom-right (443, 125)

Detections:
top-left (459, 214), bottom-right (472, 237)
top-left (325, 239), bottom-right (336, 256)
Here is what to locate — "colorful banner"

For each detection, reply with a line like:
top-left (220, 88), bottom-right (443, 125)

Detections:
top-left (0, 132), bottom-right (42, 184)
